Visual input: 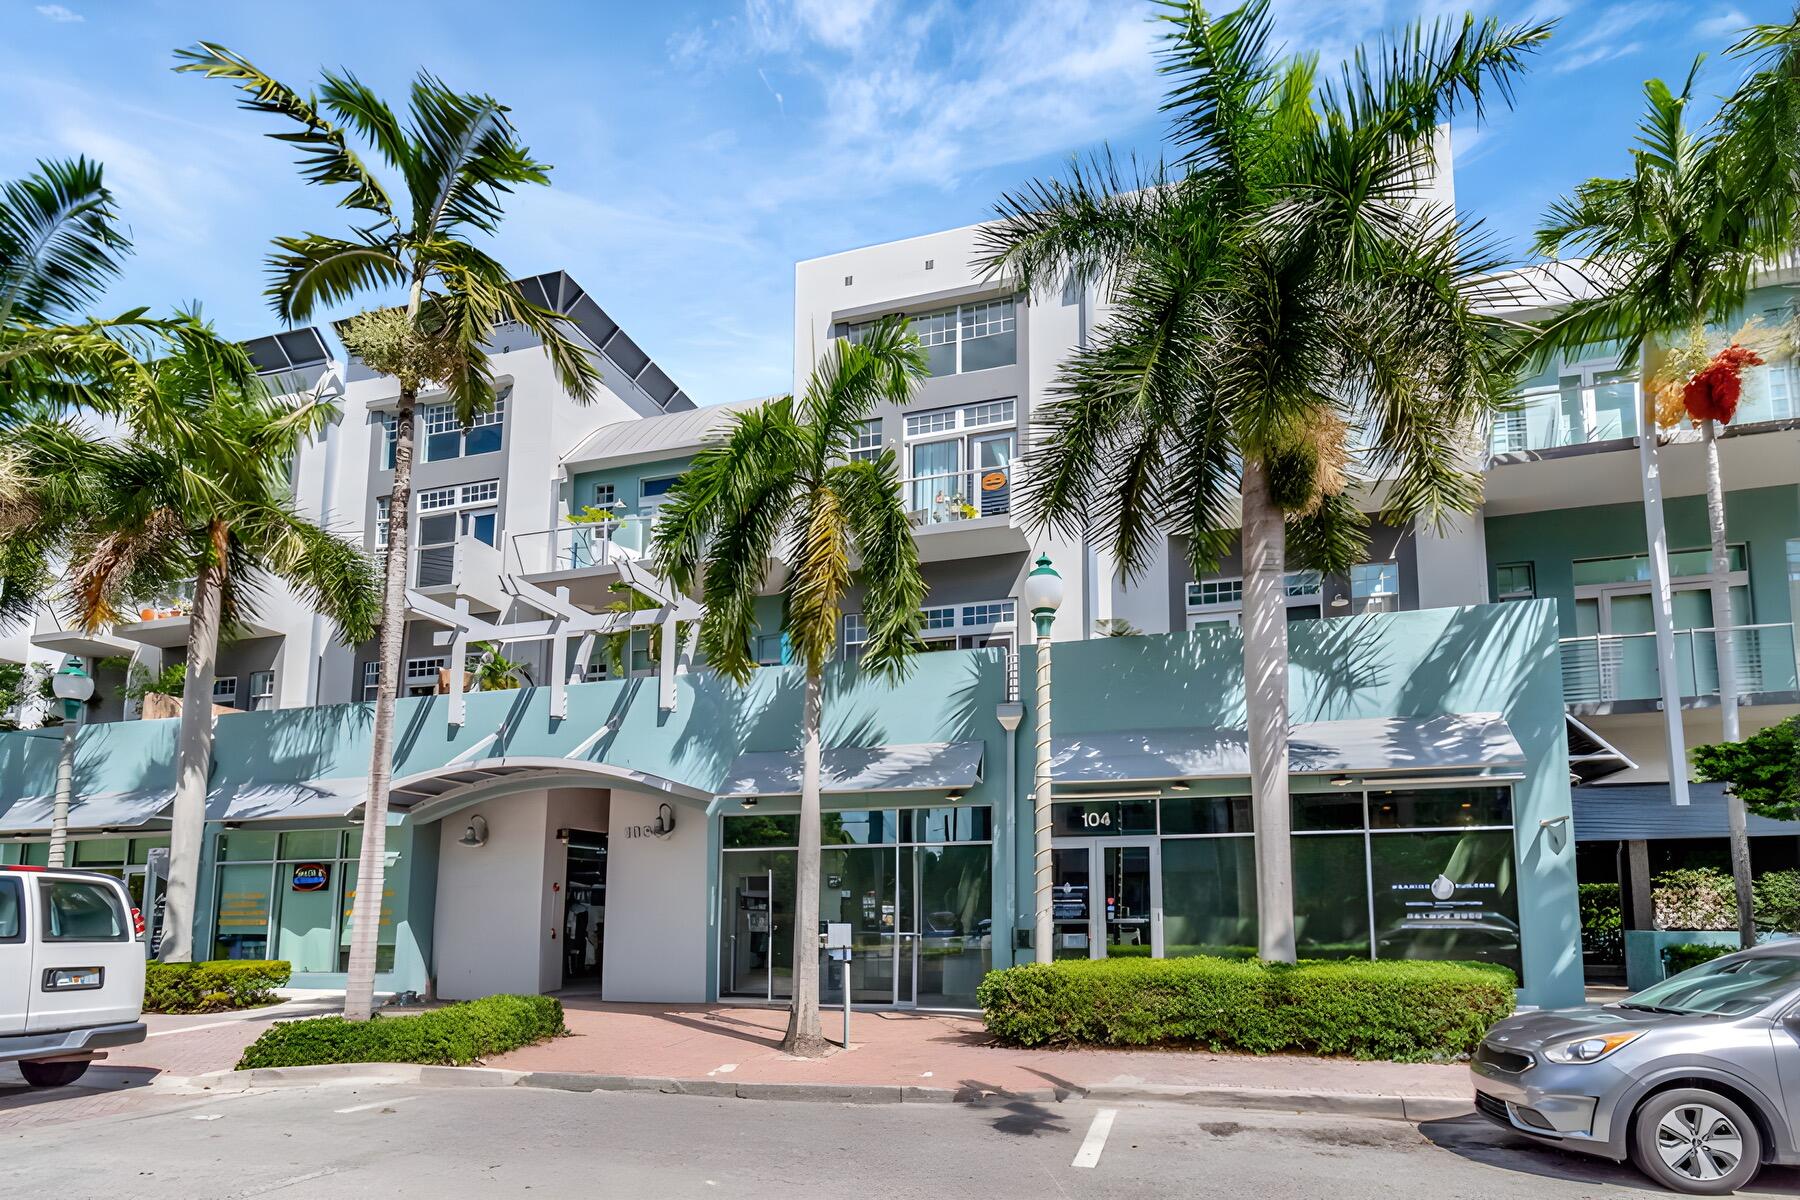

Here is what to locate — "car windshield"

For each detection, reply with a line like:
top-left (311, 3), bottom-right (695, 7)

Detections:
top-left (1624, 954), bottom-right (1800, 1017)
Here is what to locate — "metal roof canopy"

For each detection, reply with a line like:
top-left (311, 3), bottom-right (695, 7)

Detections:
top-left (721, 742), bottom-right (986, 797)
top-left (1049, 713), bottom-right (1526, 786)
top-left (1572, 783), bottom-right (1800, 841)
top-left (241, 328), bottom-right (330, 374)
top-left (1566, 714), bottom-right (1637, 784)
top-left (0, 788), bottom-right (172, 834)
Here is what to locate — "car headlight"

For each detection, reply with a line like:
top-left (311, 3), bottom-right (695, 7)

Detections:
top-left (1542, 1031), bottom-right (1643, 1064)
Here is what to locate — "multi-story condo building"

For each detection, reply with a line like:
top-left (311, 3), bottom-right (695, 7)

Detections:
top-left (4, 144), bottom-right (1795, 1007)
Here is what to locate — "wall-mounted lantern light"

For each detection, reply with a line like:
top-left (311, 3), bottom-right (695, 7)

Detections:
top-left (458, 815), bottom-right (489, 847)
top-left (651, 803), bottom-right (676, 839)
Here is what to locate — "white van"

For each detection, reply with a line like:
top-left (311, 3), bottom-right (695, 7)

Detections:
top-left (0, 866), bottom-right (147, 1087)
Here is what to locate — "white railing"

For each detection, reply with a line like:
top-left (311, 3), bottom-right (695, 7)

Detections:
top-left (413, 535), bottom-right (506, 610)
top-left (901, 464), bottom-right (1015, 527)
top-left (1559, 622), bottom-right (1799, 704)
top-left (1491, 362), bottom-right (1799, 457)
top-left (507, 515), bottom-right (653, 576)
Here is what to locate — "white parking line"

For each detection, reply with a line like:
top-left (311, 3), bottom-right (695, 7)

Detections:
top-left (707, 1064), bottom-right (738, 1076)
top-left (148, 1018), bottom-right (257, 1038)
top-left (334, 1095), bottom-right (418, 1114)
top-left (1071, 1108), bottom-right (1117, 1169)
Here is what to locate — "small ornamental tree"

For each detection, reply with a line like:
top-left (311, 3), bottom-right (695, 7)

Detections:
top-left (1694, 714), bottom-right (1800, 822)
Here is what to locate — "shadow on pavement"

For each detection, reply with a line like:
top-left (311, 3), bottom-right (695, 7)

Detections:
top-left (0, 1064), bottom-right (161, 1111)
top-left (1418, 1114), bottom-right (1800, 1196)
top-left (956, 1083), bottom-right (1074, 1137)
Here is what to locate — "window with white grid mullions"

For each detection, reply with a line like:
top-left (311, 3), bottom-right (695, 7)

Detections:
top-left (460, 480), bottom-right (498, 506)
top-left (417, 486), bottom-right (459, 511)
top-left (914, 308), bottom-right (957, 347)
top-left (361, 661), bottom-right (380, 701)
top-left (963, 399), bottom-right (1015, 429)
top-left (961, 600), bottom-right (1015, 628)
top-left (959, 299), bottom-right (1014, 340)
top-left (922, 607), bottom-right (957, 632)
top-left (1188, 579), bottom-right (1244, 608)
top-left (904, 408), bottom-right (958, 438)
top-left (850, 420), bottom-right (882, 462)
top-left (840, 613), bottom-right (867, 661)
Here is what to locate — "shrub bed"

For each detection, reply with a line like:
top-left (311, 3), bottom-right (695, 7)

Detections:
top-left (976, 956), bottom-right (1515, 1062)
top-left (237, 994), bottom-right (566, 1069)
top-left (1663, 942), bottom-right (1736, 974)
top-left (145, 960), bottom-right (291, 1013)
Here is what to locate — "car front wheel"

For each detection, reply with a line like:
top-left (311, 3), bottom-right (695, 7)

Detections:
top-left (1629, 1088), bottom-right (1763, 1195)
top-left (17, 1059), bottom-right (90, 1088)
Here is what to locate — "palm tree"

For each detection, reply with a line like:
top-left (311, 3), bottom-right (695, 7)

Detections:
top-left (468, 642), bottom-right (532, 691)
top-left (2, 331), bottom-right (379, 962)
top-left (178, 44), bottom-right (601, 1017)
top-left (0, 160), bottom-right (222, 621)
top-left (1533, 58), bottom-right (1793, 950)
top-left (979, 0), bottom-right (1548, 962)
top-left (653, 319), bottom-right (926, 1055)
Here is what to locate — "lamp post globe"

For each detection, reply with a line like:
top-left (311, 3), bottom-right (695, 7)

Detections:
top-left (47, 657), bottom-right (92, 869)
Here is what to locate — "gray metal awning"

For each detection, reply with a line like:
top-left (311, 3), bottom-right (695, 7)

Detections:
top-left (1050, 714), bottom-right (1525, 785)
top-left (1566, 715), bottom-right (1636, 784)
top-left (208, 779), bottom-right (369, 823)
top-left (721, 742), bottom-right (985, 797)
top-left (0, 788), bottom-right (172, 833)
top-left (1572, 783), bottom-right (1800, 841)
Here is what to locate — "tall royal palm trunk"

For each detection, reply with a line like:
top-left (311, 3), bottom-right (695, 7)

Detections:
top-left (1703, 417), bottom-right (1755, 945)
top-left (344, 384), bottom-right (416, 1021)
top-left (1241, 457), bottom-right (1296, 963)
top-left (160, 522), bottom-right (228, 963)
top-left (783, 664), bottom-right (828, 1054)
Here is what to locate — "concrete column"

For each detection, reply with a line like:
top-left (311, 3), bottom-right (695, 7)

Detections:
top-left (1626, 839), bottom-right (1654, 930)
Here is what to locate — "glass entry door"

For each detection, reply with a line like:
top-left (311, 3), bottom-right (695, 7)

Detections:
top-left (1051, 839), bottom-right (1163, 959)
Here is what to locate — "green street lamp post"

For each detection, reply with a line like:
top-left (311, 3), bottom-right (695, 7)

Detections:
top-left (47, 656), bottom-right (95, 868)
top-left (1021, 553), bottom-right (1064, 963)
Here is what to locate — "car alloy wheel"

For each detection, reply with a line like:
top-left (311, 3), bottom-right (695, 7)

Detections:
top-left (1656, 1103), bottom-right (1742, 1183)
top-left (1631, 1088), bottom-right (1762, 1195)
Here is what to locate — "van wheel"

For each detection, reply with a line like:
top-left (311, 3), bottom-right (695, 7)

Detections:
top-left (17, 1060), bottom-right (89, 1088)
top-left (1629, 1088), bottom-right (1762, 1195)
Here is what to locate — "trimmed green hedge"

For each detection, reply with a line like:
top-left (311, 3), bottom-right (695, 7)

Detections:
top-left (145, 960), bottom-right (291, 1013)
top-left (1663, 942), bottom-right (1736, 975)
top-left (237, 995), bottom-right (566, 1069)
top-left (976, 956), bottom-right (1516, 1062)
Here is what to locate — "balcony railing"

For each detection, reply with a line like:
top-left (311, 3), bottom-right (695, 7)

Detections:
top-left (1491, 363), bottom-right (1799, 457)
top-left (412, 535), bottom-right (504, 606)
top-left (508, 515), bottom-right (652, 576)
top-left (902, 465), bottom-right (1014, 527)
top-left (1559, 622), bottom-right (1800, 704)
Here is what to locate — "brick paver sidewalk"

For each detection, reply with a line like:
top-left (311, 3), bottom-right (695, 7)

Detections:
top-left (490, 997), bottom-right (1471, 1099)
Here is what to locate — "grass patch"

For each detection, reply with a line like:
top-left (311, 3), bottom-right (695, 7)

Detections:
top-left (977, 955), bottom-right (1515, 1062)
top-left (237, 994), bottom-right (566, 1069)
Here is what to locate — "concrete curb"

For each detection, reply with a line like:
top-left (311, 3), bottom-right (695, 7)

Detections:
top-left (167, 1062), bottom-right (1474, 1121)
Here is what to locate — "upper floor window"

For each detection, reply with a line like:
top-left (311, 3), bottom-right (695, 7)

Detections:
top-left (844, 298), bottom-right (1018, 378)
top-left (1494, 563), bottom-right (1536, 602)
top-left (212, 676), bottom-right (239, 707)
top-left (248, 670), bottom-right (276, 712)
top-left (421, 390), bottom-right (508, 463)
top-left (842, 599), bottom-right (1016, 661)
top-left (850, 420), bottom-right (883, 463)
top-left (1185, 571), bottom-right (1321, 629)
top-left (1573, 545), bottom-right (1748, 587)
top-left (1352, 562), bottom-right (1400, 613)
top-left (639, 474), bottom-right (679, 512)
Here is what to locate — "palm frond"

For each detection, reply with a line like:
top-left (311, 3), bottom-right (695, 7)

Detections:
top-left (404, 73), bottom-right (548, 241)
top-left (830, 457), bottom-right (926, 681)
top-left (174, 42), bottom-right (395, 220)
top-left (0, 158), bottom-right (131, 327)
top-left (267, 233), bottom-right (407, 324)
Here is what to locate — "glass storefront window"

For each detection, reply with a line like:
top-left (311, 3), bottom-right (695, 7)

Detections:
top-left (213, 863), bottom-right (273, 959)
top-left (1160, 837), bottom-right (1257, 958)
top-left (1292, 791), bottom-right (1363, 832)
top-left (901, 806), bottom-right (993, 843)
top-left (338, 880), bottom-right (398, 973)
top-left (129, 836), bottom-right (168, 865)
top-left (1369, 829), bottom-right (1520, 975)
top-left (722, 814), bottom-right (801, 849)
top-left (1052, 798), bottom-right (1156, 837)
top-left (73, 838), bottom-right (128, 866)
top-left (914, 844), bottom-right (991, 1007)
top-left (822, 809), bottom-right (896, 845)
top-left (276, 862), bottom-right (339, 973)
top-left (279, 829), bottom-right (340, 860)
top-left (1160, 795), bottom-right (1252, 835)
top-left (1367, 787), bottom-right (1512, 830)
top-left (219, 830), bottom-right (279, 861)
top-left (1293, 834), bottom-right (1371, 959)
top-left (720, 849), bottom-right (797, 999)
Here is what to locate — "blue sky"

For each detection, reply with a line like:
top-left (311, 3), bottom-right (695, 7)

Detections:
top-left (2, 0), bottom-right (1791, 404)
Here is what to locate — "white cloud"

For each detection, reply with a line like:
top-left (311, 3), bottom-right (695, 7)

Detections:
top-left (35, 4), bottom-right (83, 22)
top-left (1549, 3), bottom-right (1671, 74)
top-left (1693, 7), bottom-right (1748, 42)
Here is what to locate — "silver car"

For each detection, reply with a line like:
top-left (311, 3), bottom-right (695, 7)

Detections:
top-left (1471, 941), bottom-right (1800, 1195)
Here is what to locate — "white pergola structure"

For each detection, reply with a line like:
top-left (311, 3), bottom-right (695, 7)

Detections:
top-left (407, 558), bottom-right (703, 728)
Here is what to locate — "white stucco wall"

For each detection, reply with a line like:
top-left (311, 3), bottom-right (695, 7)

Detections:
top-left (434, 792), bottom-right (549, 1000)
top-left (1413, 510), bottom-right (1491, 611)
top-left (601, 790), bottom-right (709, 1002)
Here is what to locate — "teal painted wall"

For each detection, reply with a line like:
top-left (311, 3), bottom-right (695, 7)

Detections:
top-left (0, 602), bottom-right (1577, 1006)
top-left (1484, 484), bottom-right (1800, 636)
top-left (1016, 601), bottom-right (1581, 1008)
top-left (567, 455), bottom-right (695, 516)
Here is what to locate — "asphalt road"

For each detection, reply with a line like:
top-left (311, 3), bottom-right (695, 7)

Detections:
top-left (9, 1080), bottom-right (1800, 1200)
